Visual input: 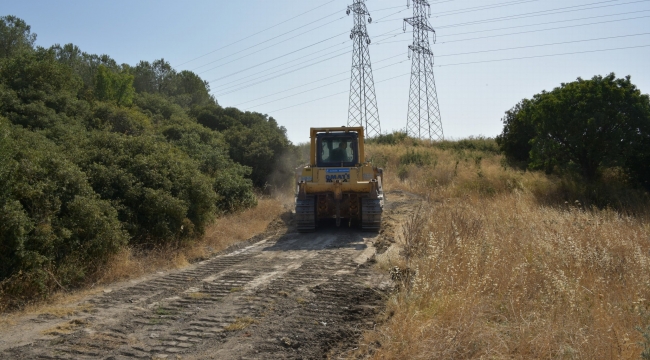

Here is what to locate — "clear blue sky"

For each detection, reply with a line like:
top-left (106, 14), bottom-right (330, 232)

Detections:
top-left (4, 0), bottom-right (650, 144)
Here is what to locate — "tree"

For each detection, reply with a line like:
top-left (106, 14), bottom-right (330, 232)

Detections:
top-left (95, 64), bottom-right (135, 106)
top-left (131, 59), bottom-right (176, 95)
top-left (495, 99), bottom-right (537, 164)
top-left (0, 16), bottom-right (36, 59)
top-left (52, 43), bottom-right (120, 97)
top-left (0, 48), bottom-right (83, 129)
top-left (498, 74), bottom-right (650, 182)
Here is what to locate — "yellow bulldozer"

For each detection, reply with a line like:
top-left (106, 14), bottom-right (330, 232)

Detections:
top-left (295, 126), bottom-right (384, 232)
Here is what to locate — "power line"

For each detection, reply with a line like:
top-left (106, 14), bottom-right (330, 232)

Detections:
top-left (233, 53), bottom-right (408, 107)
top-left (215, 48), bottom-right (351, 93)
top-left (246, 44), bottom-right (649, 113)
top-left (438, 15), bottom-right (650, 43)
top-left (216, 51), bottom-right (406, 97)
top-left (212, 11), bottom-right (648, 98)
top-left (208, 26), bottom-right (403, 86)
top-left (439, 9), bottom-right (650, 37)
top-left (215, 50), bottom-right (352, 97)
top-left (207, 1), bottom-right (636, 87)
top-left (219, 30), bottom-right (648, 103)
top-left (211, 42), bottom-right (349, 90)
top-left (266, 72), bottom-right (411, 113)
top-left (434, 0), bottom-right (542, 17)
top-left (210, 38), bottom-right (349, 87)
top-left (437, 0), bottom-right (649, 28)
top-left (373, 0), bottom-right (647, 24)
top-left (242, 56), bottom-right (411, 109)
top-left (174, 0), bottom-right (337, 67)
top-left (436, 32), bottom-right (650, 57)
top-left (195, 15), bottom-right (347, 74)
top-left (191, 0), bottom-right (549, 74)
top-left (371, 15), bottom-right (650, 45)
top-left (434, 44), bottom-right (650, 67)
top-left (206, 1), bottom-right (635, 100)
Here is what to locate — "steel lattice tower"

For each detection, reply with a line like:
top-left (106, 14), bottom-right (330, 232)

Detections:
top-left (404, 0), bottom-right (443, 140)
top-left (346, 0), bottom-right (381, 137)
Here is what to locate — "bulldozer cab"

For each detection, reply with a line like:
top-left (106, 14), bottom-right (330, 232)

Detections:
top-left (317, 132), bottom-right (358, 167)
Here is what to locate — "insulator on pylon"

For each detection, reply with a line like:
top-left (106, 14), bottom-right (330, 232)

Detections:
top-left (368, 17), bottom-right (372, 23)
top-left (350, 33), bottom-right (353, 39)
top-left (346, 8), bottom-right (350, 15)
top-left (366, 38), bottom-right (371, 44)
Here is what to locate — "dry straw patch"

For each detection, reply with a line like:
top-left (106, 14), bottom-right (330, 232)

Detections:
top-left (358, 142), bottom-right (650, 359)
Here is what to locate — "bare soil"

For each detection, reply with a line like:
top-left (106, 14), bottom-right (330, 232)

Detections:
top-left (0, 191), bottom-right (418, 359)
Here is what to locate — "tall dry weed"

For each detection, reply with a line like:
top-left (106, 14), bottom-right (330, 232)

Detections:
top-left (359, 142), bottom-right (650, 359)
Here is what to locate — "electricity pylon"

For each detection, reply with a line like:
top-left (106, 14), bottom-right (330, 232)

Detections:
top-left (404, 0), bottom-right (443, 141)
top-left (346, 0), bottom-right (381, 138)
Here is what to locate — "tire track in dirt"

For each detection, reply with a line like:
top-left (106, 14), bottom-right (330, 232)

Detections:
top-left (1, 191), bottom-right (418, 359)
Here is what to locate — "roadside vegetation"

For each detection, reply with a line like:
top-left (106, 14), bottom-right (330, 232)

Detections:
top-left (0, 16), bottom-right (297, 310)
top-left (359, 74), bottom-right (650, 359)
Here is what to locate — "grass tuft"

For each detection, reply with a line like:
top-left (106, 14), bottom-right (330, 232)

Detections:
top-left (224, 316), bottom-right (256, 331)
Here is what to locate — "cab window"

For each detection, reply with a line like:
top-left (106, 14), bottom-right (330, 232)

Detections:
top-left (317, 134), bottom-right (358, 167)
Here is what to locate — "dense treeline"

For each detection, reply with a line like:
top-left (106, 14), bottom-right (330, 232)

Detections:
top-left (0, 15), bottom-right (296, 306)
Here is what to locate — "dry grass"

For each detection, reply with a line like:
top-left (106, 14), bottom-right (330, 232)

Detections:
top-left (357, 142), bottom-right (650, 359)
top-left (224, 316), bottom-right (256, 331)
top-left (42, 318), bottom-right (88, 335)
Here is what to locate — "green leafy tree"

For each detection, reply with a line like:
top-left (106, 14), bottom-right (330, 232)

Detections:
top-left (495, 99), bottom-right (537, 164)
top-left (131, 59), bottom-right (176, 95)
top-left (94, 64), bottom-right (135, 106)
top-left (498, 74), bottom-right (650, 183)
top-left (222, 109), bottom-right (295, 188)
top-left (52, 43), bottom-right (119, 99)
top-left (0, 16), bottom-right (36, 59)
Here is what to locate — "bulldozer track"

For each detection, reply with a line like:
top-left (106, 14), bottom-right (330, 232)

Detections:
top-left (1, 191), bottom-right (416, 359)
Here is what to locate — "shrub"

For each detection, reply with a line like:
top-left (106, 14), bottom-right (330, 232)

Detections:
top-left (369, 131), bottom-right (409, 145)
top-left (75, 132), bottom-right (218, 244)
top-left (399, 149), bottom-right (431, 166)
top-left (0, 120), bottom-right (127, 303)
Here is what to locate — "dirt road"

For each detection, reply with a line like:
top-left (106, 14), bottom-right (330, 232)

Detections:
top-left (0, 191), bottom-right (415, 359)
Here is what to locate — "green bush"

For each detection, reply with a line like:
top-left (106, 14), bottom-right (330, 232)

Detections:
top-left (400, 149), bottom-right (431, 166)
top-left (435, 136), bottom-right (500, 154)
top-left (369, 131), bottom-right (409, 145)
top-left (75, 132), bottom-right (217, 244)
top-left (0, 120), bottom-right (127, 302)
